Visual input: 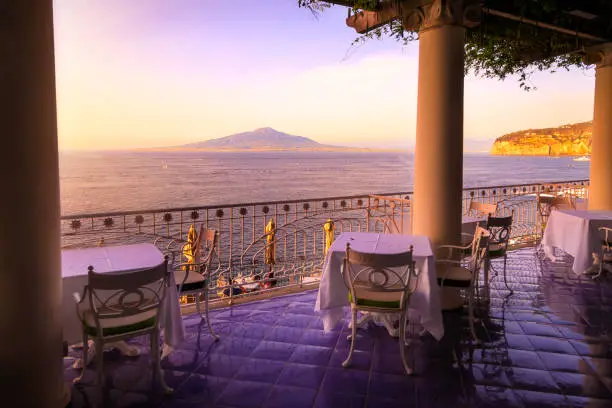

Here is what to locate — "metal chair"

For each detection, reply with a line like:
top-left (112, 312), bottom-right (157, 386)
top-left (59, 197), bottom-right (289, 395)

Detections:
top-left (175, 225), bottom-right (219, 340)
top-left (467, 200), bottom-right (497, 217)
top-left (341, 243), bottom-right (417, 375)
top-left (436, 226), bottom-right (490, 343)
top-left (73, 257), bottom-right (172, 395)
top-left (594, 227), bottom-right (612, 279)
top-left (485, 212), bottom-right (514, 292)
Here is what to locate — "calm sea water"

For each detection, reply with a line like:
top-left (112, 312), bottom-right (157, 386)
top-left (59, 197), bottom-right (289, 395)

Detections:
top-left (59, 151), bottom-right (590, 216)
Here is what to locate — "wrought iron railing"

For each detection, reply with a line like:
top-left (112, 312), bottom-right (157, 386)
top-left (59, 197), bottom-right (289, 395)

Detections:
top-left (61, 179), bottom-right (589, 303)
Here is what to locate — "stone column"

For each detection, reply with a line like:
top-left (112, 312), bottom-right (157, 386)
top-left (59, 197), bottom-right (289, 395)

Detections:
top-left (0, 1), bottom-right (65, 407)
top-left (409, 0), bottom-right (481, 245)
top-left (589, 47), bottom-right (612, 210)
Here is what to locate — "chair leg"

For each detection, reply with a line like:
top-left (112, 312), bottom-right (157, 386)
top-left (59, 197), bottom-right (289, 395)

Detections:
top-left (398, 311), bottom-right (413, 375)
top-left (203, 285), bottom-right (219, 341)
top-left (468, 288), bottom-right (480, 344)
top-left (151, 330), bottom-right (173, 394)
top-left (73, 332), bottom-right (88, 384)
top-left (195, 294), bottom-right (201, 317)
top-left (502, 254), bottom-right (513, 293)
top-left (342, 307), bottom-right (358, 368)
top-left (95, 339), bottom-right (105, 395)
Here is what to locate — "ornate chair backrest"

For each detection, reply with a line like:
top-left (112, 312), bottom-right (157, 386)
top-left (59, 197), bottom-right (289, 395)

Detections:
top-left (468, 200), bottom-right (497, 217)
top-left (86, 257), bottom-right (169, 338)
top-left (468, 226), bottom-right (490, 273)
top-left (341, 244), bottom-right (416, 310)
top-left (486, 211), bottom-right (513, 249)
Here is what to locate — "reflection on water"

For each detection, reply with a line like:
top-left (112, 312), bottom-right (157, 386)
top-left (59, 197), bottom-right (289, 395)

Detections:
top-left (59, 151), bottom-right (590, 215)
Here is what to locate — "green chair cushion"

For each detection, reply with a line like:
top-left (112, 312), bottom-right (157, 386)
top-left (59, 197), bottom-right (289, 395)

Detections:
top-left (348, 292), bottom-right (401, 309)
top-left (84, 316), bottom-right (156, 337)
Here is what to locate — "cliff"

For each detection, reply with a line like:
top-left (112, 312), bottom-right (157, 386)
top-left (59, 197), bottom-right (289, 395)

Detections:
top-left (490, 121), bottom-right (592, 156)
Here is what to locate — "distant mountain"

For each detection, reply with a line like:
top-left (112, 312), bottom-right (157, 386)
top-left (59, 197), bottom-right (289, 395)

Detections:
top-left (163, 127), bottom-right (402, 152)
top-left (491, 121), bottom-right (592, 156)
top-left (180, 127), bottom-right (336, 150)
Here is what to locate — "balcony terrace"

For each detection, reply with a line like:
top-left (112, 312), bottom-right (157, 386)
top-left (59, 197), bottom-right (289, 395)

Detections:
top-left (63, 245), bottom-right (612, 408)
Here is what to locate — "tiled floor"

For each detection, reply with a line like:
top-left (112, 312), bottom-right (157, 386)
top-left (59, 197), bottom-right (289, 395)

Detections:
top-left (65, 246), bottom-right (612, 407)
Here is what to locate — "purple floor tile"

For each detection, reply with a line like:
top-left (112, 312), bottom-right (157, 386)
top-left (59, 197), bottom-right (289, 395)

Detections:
top-left (110, 364), bottom-right (188, 393)
top-left (264, 326), bottom-right (305, 344)
top-left (290, 344), bottom-right (333, 366)
top-left (528, 336), bottom-right (577, 355)
top-left (195, 354), bottom-right (250, 378)
top-left (170, 374), bottom-right (229, 404)
top-left (320, 367), bottom-right (369, 396)
top-left (263, 385), bottom-right (317, 408)
top-left (234, 359), bottom-right (286, 384)
top-left (537, 351), bottom-right (592, 374)
top-left (215, 379), bottom-right (273, 408)
top-left (504, 367), bottom-right (560, 393)
top-left (371, 349), bottom-right (413, 376)
top-left (299, 329), bottom-right (340, 348)
top-left (213, 336), bottom-right (262, 357)
top-left (277, 363), bottom-right (326, 389)
top-left (366, 396), bottom-right (418, 408)
top-left (368, 372), bottom-right (416, 400)
top-left (161, 349), bottom-right (203, 372)
top-left (519, 322), bottom-right (561, 337)
top-left (61, 247), bottom-right (612, 408)
top-left (314, 391), bottom-right (366, 408)
top-left (251, 340), bottom-right (297, 361)
top-left (471, 364), bottom-right (512, 388)
top-left (231, 322), bottom-right (272, 340)
top-left (215, 308), bottom-right (256, 321)
top-left (246, 310), bottom-right (281, 325)
top-left (472, 385), bottom-right (524, 408)
top-left (286, 303), bottom-right (317, 316)
top-left (275, 315), bottom-right (316, 329)
top-left (503, 349), bottom-right (546, 370)
top-left (513, 389), bottom-right (568, 408)
top-left (329, 348), bottom-right (372, 371)
top-left (504, 333), bottom-right (536, 351)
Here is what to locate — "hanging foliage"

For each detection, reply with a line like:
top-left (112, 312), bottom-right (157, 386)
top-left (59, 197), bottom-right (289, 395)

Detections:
top-left (298, 0), bottom-right (598, 90)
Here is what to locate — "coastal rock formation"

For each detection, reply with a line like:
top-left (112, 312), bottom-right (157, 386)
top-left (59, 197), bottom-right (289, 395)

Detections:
top-left (490, 121), bottom-right (592, 156)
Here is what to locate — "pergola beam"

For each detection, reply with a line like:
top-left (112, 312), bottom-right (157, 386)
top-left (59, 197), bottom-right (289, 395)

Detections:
top-left (334, 1), bottom-right (611, 45)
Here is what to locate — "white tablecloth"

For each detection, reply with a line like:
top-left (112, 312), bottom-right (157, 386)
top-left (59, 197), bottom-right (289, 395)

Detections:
top-left (62, 243), bottom-right (185, 350)
top-left (542, 210), bottom-right (612, 274)
top-left (315, 232), bottom-right (444, 341)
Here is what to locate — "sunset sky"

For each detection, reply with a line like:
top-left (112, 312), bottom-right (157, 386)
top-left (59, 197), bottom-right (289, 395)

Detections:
top-left (53, 0), bottom-right (596, 151)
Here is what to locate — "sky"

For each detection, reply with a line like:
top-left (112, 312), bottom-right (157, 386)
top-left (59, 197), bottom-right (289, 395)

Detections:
top-left (53, 0), bottom-right (597, 151)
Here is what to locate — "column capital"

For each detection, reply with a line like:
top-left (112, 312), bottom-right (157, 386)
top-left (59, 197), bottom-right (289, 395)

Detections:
top-left (402, 0), bottom-right (483, 32)
top-left (583, 44), bottom-right (612, 68)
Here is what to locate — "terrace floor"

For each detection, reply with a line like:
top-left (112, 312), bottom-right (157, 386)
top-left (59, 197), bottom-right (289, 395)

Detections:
top-left (64, 246), bottom-right (612, 408)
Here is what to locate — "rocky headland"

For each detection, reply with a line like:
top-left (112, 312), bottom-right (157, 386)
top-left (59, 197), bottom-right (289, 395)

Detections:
top-left (490, 121), bottom-right (592, 156)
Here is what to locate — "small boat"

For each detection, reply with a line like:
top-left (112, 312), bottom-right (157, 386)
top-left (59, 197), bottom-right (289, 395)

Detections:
top-left (573, 156), bottom-right (590, 162)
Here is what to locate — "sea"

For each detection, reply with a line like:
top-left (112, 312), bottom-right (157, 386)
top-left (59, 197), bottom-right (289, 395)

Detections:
top-left (59, 151), bottom-right (590, 216)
